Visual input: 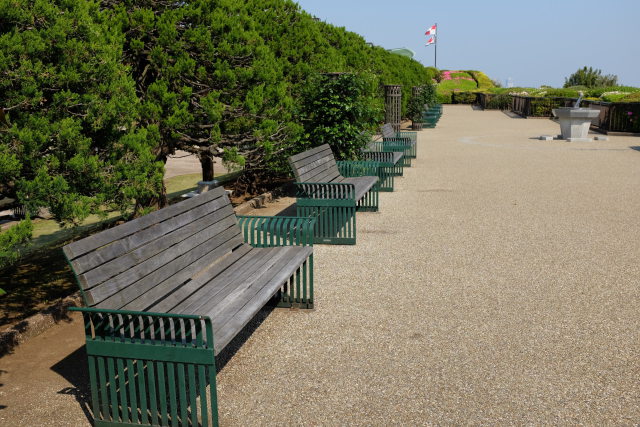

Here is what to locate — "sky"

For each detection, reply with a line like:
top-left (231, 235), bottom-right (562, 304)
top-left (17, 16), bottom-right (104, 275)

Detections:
top-left (294, 0), bottom-right (640, 88)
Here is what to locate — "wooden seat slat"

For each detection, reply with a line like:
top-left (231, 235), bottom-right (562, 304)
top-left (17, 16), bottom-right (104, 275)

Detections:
top-left (78, 205), bottom-right (235, 288)
top-left (104, 232), bottom-right (245, 311)
top-left (171, 247), bottom-right (277, 316)
top-left (144, 243), bottom-right (253, 314)
top-left (206, 247), bottom-right (300, 313)
top-left (71, 196), bottom-right (230, 275)
top-left (210, 247), bottom-right (313, 354)
top-left (80, 215), bottom-right (239, 305)
top-left (63, 189), bottom-right (226, 260)
top-left (288, 144), bottom-right (333, 163)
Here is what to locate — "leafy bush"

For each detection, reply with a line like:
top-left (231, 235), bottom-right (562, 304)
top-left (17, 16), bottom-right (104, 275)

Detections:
top-left (466, 71), bottom-right (495, 90)
top-left (620, 92), bottom-right (640, 102)
top-left (437, 91), bottom-right (452, 104)
top-left (0, 217), bottom-right (32, 270)
top-left (0, 0), bottom-right (164, 226)
top-left (452, 92), bottom-right (477, 104)
top-left (486, 94), bottom-right (512, 110)
top-left (407, 83), bottom-right (437, 121)
top-left (298, 73), bottom-right (382, 160)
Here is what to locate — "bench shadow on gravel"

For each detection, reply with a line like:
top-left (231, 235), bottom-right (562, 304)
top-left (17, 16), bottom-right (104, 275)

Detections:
top-left (51, 345), bottom-right (93, 424)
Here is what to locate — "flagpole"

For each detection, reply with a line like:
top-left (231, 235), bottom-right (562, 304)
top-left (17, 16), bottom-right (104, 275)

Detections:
top-left (434, 22), bottom-right (437, 68)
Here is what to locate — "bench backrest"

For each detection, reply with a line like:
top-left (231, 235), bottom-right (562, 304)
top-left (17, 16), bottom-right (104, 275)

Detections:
top-left (63, 187), bottom-right (244, 310)
top-left (289, 144), bottom-right (341, 183)
top-left (380, 123), bottom-right (396, 138)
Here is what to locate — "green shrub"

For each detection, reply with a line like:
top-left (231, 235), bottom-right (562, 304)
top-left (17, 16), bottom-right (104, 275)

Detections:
top-left (619, 92), bottom-right (640, 102)
top-left (486, 94), bottom-right (512, 110)
top-left (298, 73), bottom-right (382, 160)
top-left (407, 83), bottom-right (437, 121)
top-left (0, 217), bottom-right (32, 270)
top-left (564, 66), bottom-right (618, 88)
top-left (466, 71), bottom-right (495, 90)
top-left (452, 91), bottom-right (477, 104)
top-left (437, 91), bottom-right (452, 104)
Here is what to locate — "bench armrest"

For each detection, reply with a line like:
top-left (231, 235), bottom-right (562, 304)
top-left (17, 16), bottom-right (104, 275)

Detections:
top-left (367, 140), bottom-right (411, 152)
top-left (360, 151), bottom-right (397, 165)
top-left (69, 307), bottom-right (219, 425)
top-left (396, 131), bottom-right (417, 143)
top-left (294, 182), bottom-right (356, 200)
top-left (69, 306), bottom-right (214, 353)
top-left (336, 160), bottom-right (380, 178)
top-left (383, 136), bottom-right (412, 144)
top-left (236, 215), bottom-right (316, 247)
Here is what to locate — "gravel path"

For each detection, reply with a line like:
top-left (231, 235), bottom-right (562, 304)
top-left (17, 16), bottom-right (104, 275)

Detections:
top-left (1, 105), bottom-right (639, 425)
top-left (218, 106), bottom-right (640, 424)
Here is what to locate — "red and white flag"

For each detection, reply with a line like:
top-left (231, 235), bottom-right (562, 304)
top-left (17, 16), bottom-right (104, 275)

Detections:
top-left (426, 37), bottom-right (435, 46)
top-left (425, 25), bottom-right (437, 36)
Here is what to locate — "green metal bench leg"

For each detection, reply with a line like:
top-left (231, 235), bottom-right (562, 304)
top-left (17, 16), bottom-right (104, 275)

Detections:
top-left (276, 255), bottom-right (314, 309)
top-left (71, 308), bottom-right (219, 427)
top-left (378, 165), bottom-right (395, 192)
top-left (356, 185), bottom-right (379, 212)
top-left (296, 204), bottom-right (357, 245)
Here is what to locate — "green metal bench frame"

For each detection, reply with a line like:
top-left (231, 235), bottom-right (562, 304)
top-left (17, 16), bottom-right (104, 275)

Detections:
top-left (381, 123), bottom-right (418, 161)
top-left (66, 190), bottom-right (316, 427)
top-left (290, 145), bottom-right (380, 245)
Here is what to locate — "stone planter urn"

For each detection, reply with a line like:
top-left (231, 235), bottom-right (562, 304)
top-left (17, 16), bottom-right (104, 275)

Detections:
top-left (552, 107), bottom-right (600, 142)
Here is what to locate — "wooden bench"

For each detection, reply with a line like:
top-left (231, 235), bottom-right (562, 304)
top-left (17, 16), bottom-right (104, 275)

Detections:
top-left (289, 144), bottom-right (379, 245)
top-left (381, 123), bottom-right (418, 162)
top-left (64, 187), bottom-right (315, 427)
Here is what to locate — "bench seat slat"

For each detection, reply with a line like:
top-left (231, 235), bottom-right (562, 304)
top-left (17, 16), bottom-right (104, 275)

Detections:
top-left (289, 144), bottom-right (333, 163)
top-left (72, 197), bottom-right (231, 275)
top-left (290, 148), bottom-right (335, 175)
top-left (171, 247), bottom-right (278, 316)
top-left (343, 176), bottom-right (378, 201)
top-left (82, 215), bottom-right (240, 305)
top-left (207, 246), bottom-right (313, 354)
top-left (63, 188), bottom-right (227, 260)
top-left (101, 231), bottom-right (244, 311)
top-left (203, 246), bottom-right (298, 314)
top-left (144, 243), bottom-right (253, 314)
top-left (79, 205), bottom-right (235, 287)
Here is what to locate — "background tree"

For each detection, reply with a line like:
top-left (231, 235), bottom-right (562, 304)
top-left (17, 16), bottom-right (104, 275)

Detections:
top-left (564, 66), bottom-right (618, 88)
top-left (0, 0), bottom-right (163, 225)
top-left (103, 0), bottom-right (300, 196)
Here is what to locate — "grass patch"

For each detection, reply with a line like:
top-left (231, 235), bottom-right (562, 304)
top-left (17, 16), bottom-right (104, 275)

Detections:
top-left (438, 79), bottom-right (478, 92)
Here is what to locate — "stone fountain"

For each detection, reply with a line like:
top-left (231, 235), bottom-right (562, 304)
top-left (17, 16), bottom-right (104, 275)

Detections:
top-left (552, 92), bottom-right (600, 142)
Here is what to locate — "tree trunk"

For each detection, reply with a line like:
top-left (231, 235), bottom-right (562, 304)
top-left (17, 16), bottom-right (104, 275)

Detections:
top-left (199, 151), bottom-right (215, 181)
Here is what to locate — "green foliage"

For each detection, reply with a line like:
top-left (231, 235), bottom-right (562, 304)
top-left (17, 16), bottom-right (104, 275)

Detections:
top-left (438, 79), bottom-right (478, 92)
top-left (452, 92), bottom-right (477, 104)
top-left (564, 66), bottom-right (618, 88)
top-left (437, 91), bottom-right (452, 104)
top-left (407, 83), bottom-right (438, 121)
top-left (619, 92), bottom-right (640, 102)
top-left (425, 67), bottom-right (441, 82)
top-left (466, 71), bottom-right (496, 90)
top-left (0, 0), bottom-right (164, 228)
top-left (486, 94), bottom-right (511, 110)
top-left (0, 217), bottom-right (32, 269)
top-left (298, 73), bottom-right (382, 160)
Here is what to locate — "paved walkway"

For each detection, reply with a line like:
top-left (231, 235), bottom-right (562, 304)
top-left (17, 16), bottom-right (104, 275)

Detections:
top-left (1, 106), bottom-right (639, 424)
